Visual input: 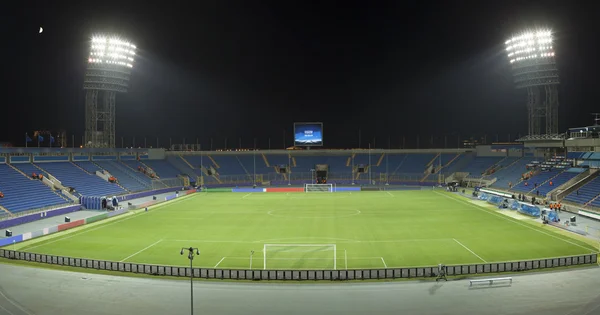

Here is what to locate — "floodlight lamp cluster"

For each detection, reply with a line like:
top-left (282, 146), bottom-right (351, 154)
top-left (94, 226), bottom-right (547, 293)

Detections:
top-left (505, 29), bottom-right (554, 64)
top-left (88, 36), bottom-right (136, 68)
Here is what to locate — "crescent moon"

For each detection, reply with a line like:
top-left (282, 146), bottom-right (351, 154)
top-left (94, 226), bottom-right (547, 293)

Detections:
top-left (39, 27), bottom-right (43, 34)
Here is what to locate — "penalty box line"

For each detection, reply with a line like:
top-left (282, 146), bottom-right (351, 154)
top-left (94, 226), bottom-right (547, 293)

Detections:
top-left (453, 238), bottom-right (487, 263)
top-left (119, 239), bottom-right (163, 262)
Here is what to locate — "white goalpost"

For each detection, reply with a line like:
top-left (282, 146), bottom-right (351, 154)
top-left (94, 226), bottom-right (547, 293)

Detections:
top-left (304, 183), bottom-right (335, 192)
top-left (263, 244), bottom-right (337, 270)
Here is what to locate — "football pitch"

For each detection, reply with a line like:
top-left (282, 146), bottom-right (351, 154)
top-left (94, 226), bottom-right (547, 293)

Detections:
top-left (14, 190), bottom-right (599, 270)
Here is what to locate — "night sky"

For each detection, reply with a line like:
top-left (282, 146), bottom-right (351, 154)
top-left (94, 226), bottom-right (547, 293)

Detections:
top-left (2, 1), bottom-right (599, 149)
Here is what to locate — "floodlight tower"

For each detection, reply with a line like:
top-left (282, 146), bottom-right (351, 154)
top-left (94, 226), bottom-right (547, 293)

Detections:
top-left (84, 35), bottom-right (136, 148)
top-left (505, 29), bottom-right (559, 136)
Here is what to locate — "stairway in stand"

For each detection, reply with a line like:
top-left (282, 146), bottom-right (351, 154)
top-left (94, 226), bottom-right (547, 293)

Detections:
top-left (71, 162), bottom-right (93, 174)
top-left (8, 164), bottom-right (33, 180)
top-left (0, 205), bottom-right (13, 217)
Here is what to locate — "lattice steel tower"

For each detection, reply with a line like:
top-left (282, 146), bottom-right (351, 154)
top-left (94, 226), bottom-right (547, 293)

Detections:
top-left (505, 29), bottom-right (559, 136)
top-left (84, 35), bottom-right (136, 148)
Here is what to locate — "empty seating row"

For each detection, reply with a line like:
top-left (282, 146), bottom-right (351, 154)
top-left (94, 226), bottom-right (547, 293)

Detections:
top-left (564, 176), bottom-right (600, 205)
top-left (491, 157), bottom-right (535, 189)
top-left (0, 164), bottom-right (69, 213)
top-left (36, 162), bottom-right (125, 197)
top-left (462, 157), bottom-right (504, 178)
top-left (510, 170), bottom-right (561, 194)
top-left (95, 161), bottom-right (149, 192)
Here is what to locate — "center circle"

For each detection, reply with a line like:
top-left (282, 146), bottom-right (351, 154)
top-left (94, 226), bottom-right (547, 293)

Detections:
top-left (267, 207), bottom-right (361, 219)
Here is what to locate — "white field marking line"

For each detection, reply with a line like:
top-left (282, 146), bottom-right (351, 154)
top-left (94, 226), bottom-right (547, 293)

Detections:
top-left (20, 194), bottom-right (197, 251)
top-left (242, 193), bottom-right (252, 199)
top-left (453, 238), bottom-right (487, 263)
top-left (0, 289), bottom-right (34, 315)
top-left (436, 192), bottom-right (600, 253)
top-left (214, 257), bottom-right (226, 268)
top-left (386, 191), bottom-right (394, 197)
top-left (120, 239), bottom-right (163, 262)
top-left (380, 257), bottom-right (388, 268)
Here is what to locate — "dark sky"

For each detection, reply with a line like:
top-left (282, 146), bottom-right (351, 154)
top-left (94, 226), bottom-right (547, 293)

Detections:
top-left (2, 1), bottom-right (599, 149)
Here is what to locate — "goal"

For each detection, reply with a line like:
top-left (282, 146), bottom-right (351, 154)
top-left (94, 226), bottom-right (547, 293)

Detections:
top-left (263, 244), bottom-right (337, 270)
top-left (304, 183), bottom-right (335, 192)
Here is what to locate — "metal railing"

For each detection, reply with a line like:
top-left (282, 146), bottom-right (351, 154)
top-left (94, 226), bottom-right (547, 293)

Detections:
top-left (0, 249), bottom-right (595, 281)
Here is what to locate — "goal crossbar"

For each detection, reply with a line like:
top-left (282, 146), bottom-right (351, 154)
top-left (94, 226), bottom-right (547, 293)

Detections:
top-left (304, 184), bottom-right (335, 192)
top-left (263, 244), bottom-right (337, 270)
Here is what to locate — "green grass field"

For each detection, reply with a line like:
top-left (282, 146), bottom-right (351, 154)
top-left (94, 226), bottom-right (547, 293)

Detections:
top-left (13, 190), bottom-right (599, 270)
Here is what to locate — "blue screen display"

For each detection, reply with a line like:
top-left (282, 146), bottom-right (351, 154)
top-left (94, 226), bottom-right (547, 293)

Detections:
top-left (294, 123), bottom-right (323, 146)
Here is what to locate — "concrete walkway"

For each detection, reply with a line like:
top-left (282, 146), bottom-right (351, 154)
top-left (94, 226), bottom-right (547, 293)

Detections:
top-left (0, 263), bottom-right (599, 315)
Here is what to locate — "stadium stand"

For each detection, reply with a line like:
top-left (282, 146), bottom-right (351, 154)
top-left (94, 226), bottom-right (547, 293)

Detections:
top-left (490, 157), bottom-right (535, 189)
top-left (210, 155), bottom-right (249, 176)
top-left (0, 164), bottom-right (70, 213)
top-left (534, 168), bottom-right (582, 196)
top-left (564, 176), bottom-right (600, 206)
top-left (166, 156), bottom-right (201, 179)
top-left (388, 154), bottom-right (436, 174)
top-left (35, 162), bottom-right (126, 196)
top-left (510, 169), bottom-right (561, 194)
top-left (139, 160), bottom-right (182, 179)
top-left (461, 157), bottom-right (504, 177)
top-left (73, 161), bottom-right (103, 174)
top-left (95, 161), bottom-right (150, 192)
top-left (180, 155), bottom-right (221, 183)
top-left (441, 153), bottom-right (472, 175)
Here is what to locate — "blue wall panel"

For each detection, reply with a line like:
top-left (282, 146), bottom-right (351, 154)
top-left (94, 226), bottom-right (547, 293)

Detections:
top-left (92, 155), bottom-right (117, 161)
top-left (33, 155), bottom-right (69, 162)
top-left (10, 156), bottom-right (30, 163)
top-left (120, 155), bottom-right (136, 160)
top-left (0, 235), bottom-right (23, 247)
top-left (335, 187), bottom-right (361, 192)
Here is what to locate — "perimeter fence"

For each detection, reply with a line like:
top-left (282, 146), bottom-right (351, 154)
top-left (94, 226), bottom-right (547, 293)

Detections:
top-left (0, 249), bottom-right (595, 281)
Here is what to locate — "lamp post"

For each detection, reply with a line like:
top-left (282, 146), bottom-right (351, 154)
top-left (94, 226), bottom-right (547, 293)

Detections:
top-left (180, 247), bottom-right (200, 315)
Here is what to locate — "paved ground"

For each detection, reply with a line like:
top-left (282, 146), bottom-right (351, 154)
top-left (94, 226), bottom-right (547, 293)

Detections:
top-left (0, 263), bottom-right (599, 315)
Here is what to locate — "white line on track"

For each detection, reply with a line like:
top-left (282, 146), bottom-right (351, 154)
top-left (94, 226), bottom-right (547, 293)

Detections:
top-left (453, 238), bottom-right (487, 262)
top-left (21, 194), bottom-right (196, 251)
top-left (242, 193), bottom-right (252, 199)
top-left (120, 239), bottom-right (163, 262)
top-left (0, 303), bottom-right (15, 315)
top-left (214, 257), bottom-right (226, 268)
top-left (380, 257), bottom-right (388, 268)
top-left (0, 288), bottom-right (34, 315)
top-left (436, 192), bottom-right (599, 253)
top-left (386, 191), bottom-right (394, 197)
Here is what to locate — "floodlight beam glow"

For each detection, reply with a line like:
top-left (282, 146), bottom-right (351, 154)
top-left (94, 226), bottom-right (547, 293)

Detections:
top-left (505, 29), bottom-right (554, 64)
top-left (88, 35), bottom-right (136, 68)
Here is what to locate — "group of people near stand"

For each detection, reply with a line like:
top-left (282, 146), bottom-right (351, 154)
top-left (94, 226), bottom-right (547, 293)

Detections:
top-left (31, 172), bottom-right (43, 180)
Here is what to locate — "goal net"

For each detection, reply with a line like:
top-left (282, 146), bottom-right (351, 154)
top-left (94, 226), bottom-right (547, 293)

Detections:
top-left (304, 183), bottom-right (334, 192)
top-left (263, 244), bottom-right (337, 270)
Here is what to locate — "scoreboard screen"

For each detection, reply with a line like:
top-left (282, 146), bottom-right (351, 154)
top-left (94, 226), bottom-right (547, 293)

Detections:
top-left (294, 123), bottom-right (323, 146)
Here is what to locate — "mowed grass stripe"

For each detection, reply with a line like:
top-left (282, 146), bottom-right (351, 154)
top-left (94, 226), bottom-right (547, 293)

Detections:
top-left (9, 190), bottom-right (598, 269)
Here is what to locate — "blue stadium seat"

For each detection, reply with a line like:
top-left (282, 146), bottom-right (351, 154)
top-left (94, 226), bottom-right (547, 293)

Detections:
top-left (95, 161), bottom-right (150, 192)
top-left (140, 160), bottom-right (182, 179)
top-left (462, 157), bottom-right (504, 178)
top-left (564, 176), bottom-right (600, 205)
top-left (35, 162), bottom-right (125, 197)
top-left (511, 170), bottom-right (561, 194)
top-left (0, 164), bottom-right (70, 213)
top-left (490, 157), bottom-right (535, 189)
